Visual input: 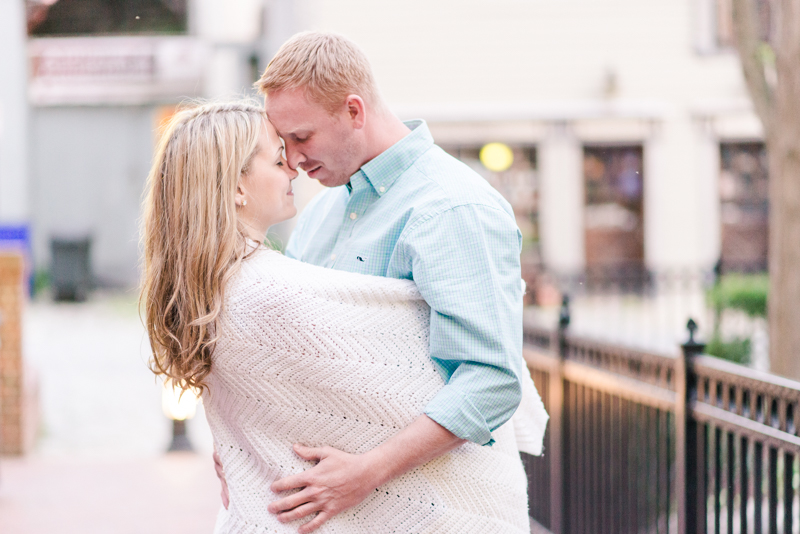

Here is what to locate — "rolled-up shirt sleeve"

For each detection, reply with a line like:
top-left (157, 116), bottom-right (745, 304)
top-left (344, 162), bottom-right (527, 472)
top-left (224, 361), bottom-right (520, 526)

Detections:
top-left (395, 203), bottom-right (524, 446)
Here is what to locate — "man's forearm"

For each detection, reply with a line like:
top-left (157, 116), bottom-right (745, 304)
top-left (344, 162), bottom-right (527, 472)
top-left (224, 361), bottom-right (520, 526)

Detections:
top-left (362, 414), bottom-right (466, 486)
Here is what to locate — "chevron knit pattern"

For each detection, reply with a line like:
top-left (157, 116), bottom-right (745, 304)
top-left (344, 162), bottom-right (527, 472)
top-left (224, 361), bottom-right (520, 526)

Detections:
top-left (205, 246), bottom-right (544, 534)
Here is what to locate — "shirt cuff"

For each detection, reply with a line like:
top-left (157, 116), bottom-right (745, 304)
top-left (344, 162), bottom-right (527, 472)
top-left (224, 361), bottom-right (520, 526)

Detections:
top-left (423, 385), bottom-right (494, 446)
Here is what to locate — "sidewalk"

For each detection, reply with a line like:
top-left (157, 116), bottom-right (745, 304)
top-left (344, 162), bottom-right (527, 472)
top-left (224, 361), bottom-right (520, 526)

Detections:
top-left (1, 292), bottom-right (220, 532)
top-left (0, 452), bottom-right (221, 533)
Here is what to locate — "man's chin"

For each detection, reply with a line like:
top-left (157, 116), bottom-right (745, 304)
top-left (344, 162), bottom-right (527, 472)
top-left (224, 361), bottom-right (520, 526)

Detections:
top-left (314, 172), bottom-right (348, 188)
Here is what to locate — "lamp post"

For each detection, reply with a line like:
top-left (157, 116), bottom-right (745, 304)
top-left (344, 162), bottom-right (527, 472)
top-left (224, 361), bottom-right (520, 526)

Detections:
top-left (161, 379), bottom-right (199, 452)
top-left (479, 142), bottom-right (514, 172)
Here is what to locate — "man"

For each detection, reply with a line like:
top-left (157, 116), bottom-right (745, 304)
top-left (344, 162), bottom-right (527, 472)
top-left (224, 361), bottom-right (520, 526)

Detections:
top-left (216, 31), bottom-right (526, 533)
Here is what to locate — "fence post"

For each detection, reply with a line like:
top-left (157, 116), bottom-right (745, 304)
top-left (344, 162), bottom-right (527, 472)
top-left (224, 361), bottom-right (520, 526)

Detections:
top-left (677, 318), bottom-right (705, 534)
top-left (548, 295), bottom-right (570, 534)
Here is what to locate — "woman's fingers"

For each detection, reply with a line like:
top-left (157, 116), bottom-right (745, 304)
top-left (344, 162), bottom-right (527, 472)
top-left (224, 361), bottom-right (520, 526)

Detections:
top-left (276, 501), bottom-right (322, 523)
top-left (298, 511), bottom-right (332, 534)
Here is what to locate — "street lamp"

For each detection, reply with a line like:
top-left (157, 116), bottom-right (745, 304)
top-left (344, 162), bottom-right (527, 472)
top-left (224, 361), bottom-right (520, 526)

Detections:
top-left (161, 378), bottom-right (199, 452)
top-left (479, 142), bottom-right (514, 172)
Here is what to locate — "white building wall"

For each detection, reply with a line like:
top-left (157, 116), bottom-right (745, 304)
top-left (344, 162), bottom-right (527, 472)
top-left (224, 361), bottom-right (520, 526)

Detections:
top-left (302, 0), bottom-right (747, 107)
top-left (30, 106), bottom-right (157, 286)
top-left (0, 0), bottom-right (29, 224)
top-left (295, 0), bottom-right (757, 273)
top-left (23, 0), bottom-right (761, 283)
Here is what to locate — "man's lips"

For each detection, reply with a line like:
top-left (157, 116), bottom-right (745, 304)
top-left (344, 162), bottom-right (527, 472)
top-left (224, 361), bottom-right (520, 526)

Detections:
top-left (305, 165), bottom-right (322, 177)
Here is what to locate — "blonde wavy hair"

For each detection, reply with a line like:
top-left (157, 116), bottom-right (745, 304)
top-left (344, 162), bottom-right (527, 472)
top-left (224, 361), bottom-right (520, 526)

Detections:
top-left (140, 101), bottom-right (265, 393)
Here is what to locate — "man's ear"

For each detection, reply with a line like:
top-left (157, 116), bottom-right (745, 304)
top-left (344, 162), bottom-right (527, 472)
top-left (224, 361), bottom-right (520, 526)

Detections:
top-left (345, 95), bottom-right (366, 129)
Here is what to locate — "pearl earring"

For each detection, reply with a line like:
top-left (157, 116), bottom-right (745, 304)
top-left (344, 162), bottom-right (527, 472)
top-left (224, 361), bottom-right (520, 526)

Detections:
top-left (242, 200), bottom-right (247, 206)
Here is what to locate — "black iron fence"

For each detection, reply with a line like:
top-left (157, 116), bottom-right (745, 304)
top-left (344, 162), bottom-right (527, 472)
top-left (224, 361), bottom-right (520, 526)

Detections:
top-left (522, 301), bottom-right (800, 534)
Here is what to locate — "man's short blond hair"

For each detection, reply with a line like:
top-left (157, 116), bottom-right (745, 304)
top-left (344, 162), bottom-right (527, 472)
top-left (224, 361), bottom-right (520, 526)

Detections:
top-left (256, 31), bottom-right (381, 113)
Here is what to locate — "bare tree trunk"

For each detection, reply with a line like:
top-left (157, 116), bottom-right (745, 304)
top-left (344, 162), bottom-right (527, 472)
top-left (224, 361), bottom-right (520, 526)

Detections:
top-left (733, 0), bottom-right (800, 378)
top-left (767, 0), bottom-right (800, 378)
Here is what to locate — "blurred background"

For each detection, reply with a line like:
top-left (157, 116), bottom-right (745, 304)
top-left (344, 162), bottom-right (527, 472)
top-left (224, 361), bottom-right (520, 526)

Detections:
top-left (0, 0), bottom-right (782, 532)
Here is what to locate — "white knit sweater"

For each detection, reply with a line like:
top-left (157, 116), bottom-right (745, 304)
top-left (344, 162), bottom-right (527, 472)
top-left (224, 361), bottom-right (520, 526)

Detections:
top-left (205, 246), bottom-right (548, 534)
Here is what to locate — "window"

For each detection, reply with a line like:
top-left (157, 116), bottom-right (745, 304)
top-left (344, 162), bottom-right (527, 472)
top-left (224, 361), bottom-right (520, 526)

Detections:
top-left (695, 0), bottom-right (774, 53)
top-left (27, 0), bottom-right (188, 36)
top-left (714, 0), bottom-right (774, 49)
top-left (445, 145), bottom-right (539, 255)
top-left (583, 146), bottom-right (645, 277)
top-left (719, 142), bottom-right (768, 272)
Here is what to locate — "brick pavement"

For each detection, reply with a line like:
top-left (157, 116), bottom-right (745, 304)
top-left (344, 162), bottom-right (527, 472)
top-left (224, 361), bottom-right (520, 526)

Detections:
top-left (0, 452), bottom-right (221, 533)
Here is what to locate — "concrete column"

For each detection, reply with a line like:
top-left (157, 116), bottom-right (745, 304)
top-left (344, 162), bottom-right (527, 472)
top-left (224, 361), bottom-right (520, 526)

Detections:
top-left (538, 122), bottom-right (585, 276)
top-left (0, 0), bottom-right (29, 224)
top-left (644, 114), bottom-right (706, 270)
top-left (694, 117), bottom-right (721, 269)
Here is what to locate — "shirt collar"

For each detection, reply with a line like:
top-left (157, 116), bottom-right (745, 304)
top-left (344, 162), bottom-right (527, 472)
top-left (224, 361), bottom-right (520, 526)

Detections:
top-left (348, 120), bottom-right (433, 197)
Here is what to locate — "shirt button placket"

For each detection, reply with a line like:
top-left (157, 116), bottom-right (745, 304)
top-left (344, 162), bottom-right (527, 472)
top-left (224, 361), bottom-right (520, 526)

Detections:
top-left (350, 212), bottom-right (357, 220)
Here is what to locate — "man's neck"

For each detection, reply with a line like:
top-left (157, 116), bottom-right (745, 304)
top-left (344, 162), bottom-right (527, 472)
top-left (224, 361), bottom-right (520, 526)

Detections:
top-left (360, 111), bottom-right (412, 166)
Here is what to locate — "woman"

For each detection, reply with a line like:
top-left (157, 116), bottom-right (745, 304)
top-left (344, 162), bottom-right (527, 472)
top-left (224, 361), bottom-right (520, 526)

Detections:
top-left (141, 101), bottom-right (545, 533)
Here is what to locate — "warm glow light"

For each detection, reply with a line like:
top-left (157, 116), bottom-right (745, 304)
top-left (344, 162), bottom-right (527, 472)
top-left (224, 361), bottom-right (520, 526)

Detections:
top-left (479, 142), bottom-right (514, 172)
top-left (161, 379), bottom-right (199, 421)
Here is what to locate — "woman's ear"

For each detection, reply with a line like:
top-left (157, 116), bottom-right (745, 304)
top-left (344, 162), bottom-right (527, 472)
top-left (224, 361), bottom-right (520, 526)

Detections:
top-left (235, 181), bottom-right (247, 208)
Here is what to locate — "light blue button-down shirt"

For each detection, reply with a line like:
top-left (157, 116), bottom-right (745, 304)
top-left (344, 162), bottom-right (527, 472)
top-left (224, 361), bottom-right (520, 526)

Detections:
top-left (285, 120), bottom-right (523, 446)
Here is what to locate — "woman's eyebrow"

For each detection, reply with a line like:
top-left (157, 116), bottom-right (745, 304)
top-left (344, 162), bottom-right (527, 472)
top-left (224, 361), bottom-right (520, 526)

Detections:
top-left (275, 145), bottom-right (284, 156)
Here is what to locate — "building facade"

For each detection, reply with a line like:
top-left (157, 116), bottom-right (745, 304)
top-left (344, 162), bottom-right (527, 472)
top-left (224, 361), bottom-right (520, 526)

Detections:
top-left (22, 0), bottom-right (767, 286)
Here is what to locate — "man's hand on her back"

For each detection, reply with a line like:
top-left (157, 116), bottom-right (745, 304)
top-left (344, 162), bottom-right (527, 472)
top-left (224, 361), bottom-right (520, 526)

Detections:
top-left (268, 444), bottom-right (382, 533)
top-left (268, 415), bottom-right (464, 533)
top-left (213, 451), bottom-right (230, 510)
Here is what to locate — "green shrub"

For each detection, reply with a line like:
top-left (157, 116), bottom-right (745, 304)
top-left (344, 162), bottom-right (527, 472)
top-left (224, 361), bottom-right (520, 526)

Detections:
top-left (705, 336), bottom-right (751, 365)
top-left (33, 269), bottom-right (50, 295)
top-left (707, 273), bottom-right (768, 318)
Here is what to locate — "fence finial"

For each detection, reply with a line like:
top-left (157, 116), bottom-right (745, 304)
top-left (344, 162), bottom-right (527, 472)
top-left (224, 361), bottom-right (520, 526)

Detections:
top-left (686, 318), bottom-right (698, 343)
top-left (682, 318), bottom-right (705, 356)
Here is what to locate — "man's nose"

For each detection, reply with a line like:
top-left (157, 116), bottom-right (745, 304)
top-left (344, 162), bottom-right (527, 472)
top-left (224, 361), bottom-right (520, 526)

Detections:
top-left (285, 145), bottom-right (305, 171)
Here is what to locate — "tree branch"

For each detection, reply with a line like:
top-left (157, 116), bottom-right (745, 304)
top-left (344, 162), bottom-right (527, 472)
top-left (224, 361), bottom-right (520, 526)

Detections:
top-left (732, 0), bottom-right (776, 135)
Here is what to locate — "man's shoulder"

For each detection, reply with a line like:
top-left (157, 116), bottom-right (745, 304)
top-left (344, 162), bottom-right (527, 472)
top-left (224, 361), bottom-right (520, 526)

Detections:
top-left (403, 145), bottom-right (515, 219)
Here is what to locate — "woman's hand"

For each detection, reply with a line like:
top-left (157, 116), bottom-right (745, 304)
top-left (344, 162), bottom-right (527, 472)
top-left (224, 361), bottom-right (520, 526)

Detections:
top-left (268, 444), bottom-right (384, 533)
